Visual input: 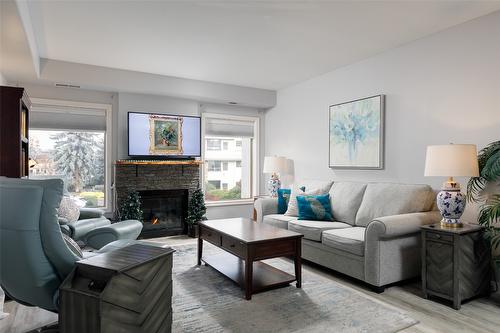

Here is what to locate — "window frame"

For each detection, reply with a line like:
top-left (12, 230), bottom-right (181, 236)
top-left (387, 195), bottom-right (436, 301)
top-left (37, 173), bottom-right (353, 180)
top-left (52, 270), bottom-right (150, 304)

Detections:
top-left (30, 98), bottom-right (113, 212)
top-left (201, 112), bottom-right (260, 207)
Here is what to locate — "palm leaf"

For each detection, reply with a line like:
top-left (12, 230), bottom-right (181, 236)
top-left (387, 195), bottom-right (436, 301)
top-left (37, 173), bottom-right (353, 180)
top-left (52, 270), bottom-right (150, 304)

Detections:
top-left (466, 176), bottom-right (486, 203)
top-left (478, 195), bottom-right (500, 227)
top-left (481, 149), bottom-right (500, 181)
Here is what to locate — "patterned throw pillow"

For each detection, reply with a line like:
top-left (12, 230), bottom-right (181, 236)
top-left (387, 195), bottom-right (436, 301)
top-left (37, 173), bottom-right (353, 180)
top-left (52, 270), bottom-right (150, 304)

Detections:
top-left (296, 194), bottom-right (334, 221)
top-left (285, 182), bottom-right (333, 217)
top-left (58, 196), bottom-right (80, 223)
top-left (277, 189), bottom-right (291, 214)
top-left (62, 233), bottom-right (83, 258)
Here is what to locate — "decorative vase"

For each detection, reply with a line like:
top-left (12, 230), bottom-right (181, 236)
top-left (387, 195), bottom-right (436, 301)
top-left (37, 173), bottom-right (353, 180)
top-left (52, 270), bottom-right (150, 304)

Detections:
top-left (267, 173), bottom-right (281, 197)
top-left (436, 189), bottom-right (466, 227)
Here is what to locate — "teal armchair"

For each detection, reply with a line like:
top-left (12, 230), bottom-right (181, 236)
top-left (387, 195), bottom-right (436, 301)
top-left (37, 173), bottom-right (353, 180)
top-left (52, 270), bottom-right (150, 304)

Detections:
top-left (0, 178), bottom-right (141, 312)
top-left (59, 207), bottom-right (111, 241)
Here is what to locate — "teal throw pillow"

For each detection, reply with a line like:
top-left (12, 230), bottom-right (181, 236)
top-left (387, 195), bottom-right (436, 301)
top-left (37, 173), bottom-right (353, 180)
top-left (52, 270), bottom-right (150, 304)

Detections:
top-left (296, 194), bottom-right (333, 221)
top-left (277, 189), bottom-right (291, 214)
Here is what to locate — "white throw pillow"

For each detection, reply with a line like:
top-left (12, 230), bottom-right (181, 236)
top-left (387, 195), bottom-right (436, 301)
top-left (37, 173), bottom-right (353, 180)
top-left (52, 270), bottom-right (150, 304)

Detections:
top-left (58, 196), bottom-right (80, 223)
top-left (284, 181), bottom-right (334, 217)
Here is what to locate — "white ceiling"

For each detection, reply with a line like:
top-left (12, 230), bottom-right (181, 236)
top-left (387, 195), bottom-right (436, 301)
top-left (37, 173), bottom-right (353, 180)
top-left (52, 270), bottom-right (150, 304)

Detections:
top-left (20, 1), bottom-right (500, 90)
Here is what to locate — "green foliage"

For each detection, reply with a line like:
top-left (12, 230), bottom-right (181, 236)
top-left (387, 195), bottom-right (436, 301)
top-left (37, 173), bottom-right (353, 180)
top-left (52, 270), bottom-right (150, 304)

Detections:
top-left (467, 141), bottom-right (500, 249)
top-left (51, 132), bottom-right (102, 192)
top-left (186, 188), bottom-right (206, 225)
top-left (205, 182), bottom-right (241, 201)
top-left (120, 191), bottom-right (143, 221)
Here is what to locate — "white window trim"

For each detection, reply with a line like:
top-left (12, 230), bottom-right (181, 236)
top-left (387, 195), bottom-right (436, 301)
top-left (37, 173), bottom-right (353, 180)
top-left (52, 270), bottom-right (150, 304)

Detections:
top-left (30, 98), bottom-right (113, 212)
top-left (201, 112), bottom-right (260, 205)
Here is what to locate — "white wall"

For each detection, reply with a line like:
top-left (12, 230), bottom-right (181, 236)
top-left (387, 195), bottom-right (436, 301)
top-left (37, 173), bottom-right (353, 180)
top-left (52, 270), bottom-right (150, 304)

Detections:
top-left (265, 11), bottom-right (500, 190)
top-left (0, 72), bottom-right (6, 85)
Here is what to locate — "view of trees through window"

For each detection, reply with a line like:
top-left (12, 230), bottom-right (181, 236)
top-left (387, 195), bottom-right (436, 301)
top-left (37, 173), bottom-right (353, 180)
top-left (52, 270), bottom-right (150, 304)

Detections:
top-left (29, 130), bottom-right (106, 207)
top-left (204, 136), bottom-right (252, 201)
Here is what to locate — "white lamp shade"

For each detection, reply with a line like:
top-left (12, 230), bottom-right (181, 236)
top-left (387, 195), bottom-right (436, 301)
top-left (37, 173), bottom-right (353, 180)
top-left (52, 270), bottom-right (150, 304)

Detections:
top-left (424, 144), bottom-right (479, 177)
top-left (263, 156), bottom-right (287, 174)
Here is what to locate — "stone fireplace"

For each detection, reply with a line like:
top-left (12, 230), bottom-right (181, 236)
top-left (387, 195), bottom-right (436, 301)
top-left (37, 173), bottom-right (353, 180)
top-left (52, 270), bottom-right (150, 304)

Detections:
top-left (114, 160), bottom-right (202, 238)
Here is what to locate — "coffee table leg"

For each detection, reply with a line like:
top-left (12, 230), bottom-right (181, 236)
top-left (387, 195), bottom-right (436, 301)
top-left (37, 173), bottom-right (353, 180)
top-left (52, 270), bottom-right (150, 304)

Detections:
top-left (197, 237), bottom-right (203, 266)
top-left (295, 238), bottom-right (302, 288)
top-left (245, 259), bottom-right (253, 300)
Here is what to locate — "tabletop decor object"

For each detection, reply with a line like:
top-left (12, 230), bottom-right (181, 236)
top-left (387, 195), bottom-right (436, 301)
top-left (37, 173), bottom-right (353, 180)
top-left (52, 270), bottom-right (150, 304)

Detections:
top-left (263, 156), bottom-right (287, 197)
top-left (425, 144), bottom-right (479, 228)
top-left (329, 95), bottom-right (385, 169)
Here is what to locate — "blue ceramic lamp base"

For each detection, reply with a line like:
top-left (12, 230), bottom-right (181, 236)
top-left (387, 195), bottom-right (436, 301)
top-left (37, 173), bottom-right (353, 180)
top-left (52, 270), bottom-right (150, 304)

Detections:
top-left (436, 177), bottom-right (466, 228)
top-left (267, 173), bottom-right (281, 197)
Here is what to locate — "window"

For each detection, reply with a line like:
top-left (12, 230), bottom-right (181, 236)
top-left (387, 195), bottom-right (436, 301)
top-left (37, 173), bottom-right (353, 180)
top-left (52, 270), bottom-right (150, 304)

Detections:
top-left (207, 180), bottom-right (221, 189)
top-left (28, 99), bottom-right (112, 209)
top-left (203, 113), bottom-right (259, 202)
top-left (207, 139), bottom-right (221, 151)
top-left (208, 160), bottom-right (221, 172)
top-left (30, 130), bottom-right (105, 207)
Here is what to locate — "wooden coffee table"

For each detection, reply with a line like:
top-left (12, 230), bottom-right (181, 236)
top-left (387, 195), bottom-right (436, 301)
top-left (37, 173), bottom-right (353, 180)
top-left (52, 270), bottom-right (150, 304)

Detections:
top-left (197, 218), bottom-right (303, 300)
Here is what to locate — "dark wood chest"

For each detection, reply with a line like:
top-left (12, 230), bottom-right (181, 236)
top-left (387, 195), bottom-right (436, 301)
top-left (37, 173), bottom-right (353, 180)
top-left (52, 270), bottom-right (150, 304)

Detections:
top-left (421, 224), bottom-right (491, 309)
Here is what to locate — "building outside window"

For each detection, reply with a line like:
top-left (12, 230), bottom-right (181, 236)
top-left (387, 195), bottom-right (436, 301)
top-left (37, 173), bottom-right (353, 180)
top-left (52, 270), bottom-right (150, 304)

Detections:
top-left (207, 139), bottom-right (221, 151)
top-left (203, 113), bottom-right (259, 202)
top-left (28, 99), bottom-right (111, 209)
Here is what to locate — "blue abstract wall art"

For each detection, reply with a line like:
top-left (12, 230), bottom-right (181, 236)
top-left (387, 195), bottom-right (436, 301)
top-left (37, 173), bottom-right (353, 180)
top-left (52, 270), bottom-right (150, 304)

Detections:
top-left (329, 95), bottom-right (384, 169)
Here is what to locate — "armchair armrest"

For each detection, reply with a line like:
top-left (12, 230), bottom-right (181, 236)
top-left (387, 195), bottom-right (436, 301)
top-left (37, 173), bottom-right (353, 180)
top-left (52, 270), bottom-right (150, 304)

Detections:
top-left (366, 211), bottom-right (441, 239)
top-left (254, 197), bottom-right (278, 223)
top-left (79, 208), bottom-right (104, 220)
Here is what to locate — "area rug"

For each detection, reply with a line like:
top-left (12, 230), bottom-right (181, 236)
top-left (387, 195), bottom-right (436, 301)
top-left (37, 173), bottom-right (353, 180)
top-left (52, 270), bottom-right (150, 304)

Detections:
top-left (171, 244), bottom-right (418, 333)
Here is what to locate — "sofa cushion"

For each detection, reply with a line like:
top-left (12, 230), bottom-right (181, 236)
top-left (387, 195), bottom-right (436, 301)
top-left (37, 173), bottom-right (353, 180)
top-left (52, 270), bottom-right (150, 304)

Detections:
top-left (297, 194), bottom-right (333, 221)
top-left (322, 227), bottom-right (366, 256)
top-left (329, 182), bottom-right (367, 225)
top-left (355, 183), bottom-right (434, 227)
top-left (285, 180), bottom-right (334, 217)
top-left (288, 220), bottom-right (351, 241)
top-left (263, 214), bottom-right (297, 229)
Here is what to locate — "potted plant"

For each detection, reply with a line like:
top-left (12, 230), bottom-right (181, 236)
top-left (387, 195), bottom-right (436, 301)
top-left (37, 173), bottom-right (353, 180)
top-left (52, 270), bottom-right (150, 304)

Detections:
top-left (467, 140), bottom-right (500, 280)
top-left (119, 190), bottom-right (143, 221)
top-left (186, 187), bottom-right (206, 237)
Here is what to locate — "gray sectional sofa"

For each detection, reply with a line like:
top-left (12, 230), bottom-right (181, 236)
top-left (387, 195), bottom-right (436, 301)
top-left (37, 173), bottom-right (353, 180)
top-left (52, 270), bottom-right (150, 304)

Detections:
top-left (255, 181), bottom-right (441, 292)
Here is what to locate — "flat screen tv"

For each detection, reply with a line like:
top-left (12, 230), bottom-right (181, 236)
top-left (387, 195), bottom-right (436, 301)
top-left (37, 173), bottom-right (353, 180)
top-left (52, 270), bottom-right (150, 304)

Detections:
top-left (128, 112), bottom-right (201, 158)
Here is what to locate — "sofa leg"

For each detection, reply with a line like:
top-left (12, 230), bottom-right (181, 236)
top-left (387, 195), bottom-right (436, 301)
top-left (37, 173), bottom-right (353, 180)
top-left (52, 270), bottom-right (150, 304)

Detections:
top-left (371, 286), bottom-right (385, 294)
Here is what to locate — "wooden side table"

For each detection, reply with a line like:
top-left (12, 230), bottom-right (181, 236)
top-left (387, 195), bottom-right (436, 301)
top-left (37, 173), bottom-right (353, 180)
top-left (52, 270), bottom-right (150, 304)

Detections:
top-left (421, 223), bottom-right (491, 309)
top-left (60, 244), bottom-right (175, 332)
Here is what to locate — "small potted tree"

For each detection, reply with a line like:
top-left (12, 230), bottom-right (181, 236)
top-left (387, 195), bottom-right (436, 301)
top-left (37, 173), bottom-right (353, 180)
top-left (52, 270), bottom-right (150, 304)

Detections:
top-left (119, 190), bottom-right (143, 221)
top-left (186, 187), bottom-right (206, 237)
top-left (467, 140), bottom-right (500, 280)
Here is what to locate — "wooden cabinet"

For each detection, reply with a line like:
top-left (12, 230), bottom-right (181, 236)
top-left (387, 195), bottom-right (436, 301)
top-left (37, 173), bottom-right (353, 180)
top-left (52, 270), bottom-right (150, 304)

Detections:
top-left (421, 224), bottom-right (491, 309)
top-left (0, 86), bottom-right (31, 178)
top-left (60, 244), bottom-right (175, 333)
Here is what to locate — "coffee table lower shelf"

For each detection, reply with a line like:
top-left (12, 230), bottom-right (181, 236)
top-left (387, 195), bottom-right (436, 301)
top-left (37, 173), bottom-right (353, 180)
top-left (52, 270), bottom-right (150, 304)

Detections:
top-left (202, 251), bottom-right (296, 294)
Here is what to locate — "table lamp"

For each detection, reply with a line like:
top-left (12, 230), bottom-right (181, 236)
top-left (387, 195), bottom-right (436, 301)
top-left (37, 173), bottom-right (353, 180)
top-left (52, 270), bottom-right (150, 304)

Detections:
top-left (263, 156), bottom-right (287, 197)
top-left (424, 144), bottom-right (479, 228)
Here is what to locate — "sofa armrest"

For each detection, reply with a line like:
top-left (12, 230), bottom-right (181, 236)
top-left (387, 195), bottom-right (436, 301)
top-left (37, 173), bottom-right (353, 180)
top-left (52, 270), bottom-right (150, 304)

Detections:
top-left (366, 211), bottom-right (441, 239)
top-left (79, 208), bottom-right (105, 220)
top-left (254, 197), bottom-right (278, 223)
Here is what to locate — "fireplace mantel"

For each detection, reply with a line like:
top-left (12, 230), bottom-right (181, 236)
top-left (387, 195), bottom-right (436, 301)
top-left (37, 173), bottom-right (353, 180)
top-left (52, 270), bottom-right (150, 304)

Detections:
top-left (115, 159), bottom-right (203, 166)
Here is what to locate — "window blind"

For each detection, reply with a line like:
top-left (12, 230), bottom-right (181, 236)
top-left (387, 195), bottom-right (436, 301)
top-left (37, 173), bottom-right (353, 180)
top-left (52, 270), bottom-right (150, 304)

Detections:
top-left (30, 104), bottom-right (106, 131)
top-left (204, 117), bottom-right (254, 138)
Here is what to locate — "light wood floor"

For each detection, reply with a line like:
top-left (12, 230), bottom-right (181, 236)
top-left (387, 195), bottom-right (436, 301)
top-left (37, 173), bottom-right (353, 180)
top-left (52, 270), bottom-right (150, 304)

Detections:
top-left (1, 235), bottom-right (499, 333)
